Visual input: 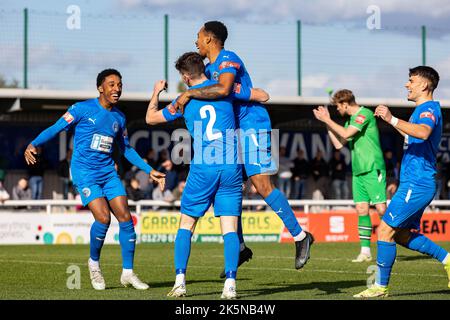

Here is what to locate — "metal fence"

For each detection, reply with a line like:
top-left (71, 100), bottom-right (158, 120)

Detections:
top-left (1, 9), bottom-right (450, 98)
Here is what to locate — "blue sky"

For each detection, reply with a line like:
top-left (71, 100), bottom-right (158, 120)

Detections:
top-left (1, 0), bottom-right (450, 99)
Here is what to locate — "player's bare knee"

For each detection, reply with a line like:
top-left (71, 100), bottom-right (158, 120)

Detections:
top-left (355, 203), bottom-right (369, 216)
top-left (95, 214), bottom-right (111, 225)
top-left (252, 176), bottom-right (274, 198)
top-left (375, 203), bottom-right (387, 216)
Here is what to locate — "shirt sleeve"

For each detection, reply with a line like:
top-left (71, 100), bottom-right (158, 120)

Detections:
top-left (118, 119), bottom-right (153, 174)
top-left (162, 98), bottom-right (183, 122)
top-left (31, 105), bottom-right (81, 147)
top-left (416, 106), bottom-right (438, 130)
top-left (348, 109), bottom-right (371, 131)
top-left (217, 52), bottom-right (241, 77)
top-left (231, 83), bottom-right (251, 101)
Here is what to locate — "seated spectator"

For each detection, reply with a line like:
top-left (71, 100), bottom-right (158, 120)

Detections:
top-left (172, 181), bottom-right (186, 202)
top-left (309, 150), bottom-right (329, 199)
top-left (126, 177), bottom-right (145, 201)
top-left (291, 149), bottom-right (309, 199)
top-left (158, 159), bottom-right (178, 192)
top-left (329, 150), bottom-right (349, 199)
top-left (134, 159), bottom-right (153, 199)
top-left (12, 178), bottom-right (32, 200)
top-left (277, 146), bottom-right (293, 198)
top-left (0, 180), bottom-right (10, 203)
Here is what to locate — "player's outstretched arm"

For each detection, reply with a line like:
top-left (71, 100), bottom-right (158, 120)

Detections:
top-left (24, 116), bottom-right (73, 165)
top-left (249, 88), bottom-right (270, 103)
top-left (146, 80), bottom-right (169, 125)
top-left (375, 105), bottom-right (432, 140)
top-left (313, 106), bottom-right (359, 140)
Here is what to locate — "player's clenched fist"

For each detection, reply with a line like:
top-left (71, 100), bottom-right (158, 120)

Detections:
top-left (24, 144), bottom-right (38, 165)
top-left (312, 105), bottom-right (331, 122)
top-left (374, 105), bottom-right (392, 122)
top-left (153, 80), bottom-right (167, 94)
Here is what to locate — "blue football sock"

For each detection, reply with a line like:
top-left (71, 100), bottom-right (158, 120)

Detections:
top-left (403, 233), bottom-right (448, 263)
top-left (119, 220), bottom-right (136, 269)
top-left (376, 241), bottom-right (397, 287)
top-left (174, 229), bottom-right (192, 275)
top-left (265, 188), bottom-right (302, 237)
top-left (237, 216), bottom-right (245, 245)
top-left (90, 221), bottom-right (109, 262)
top-left (223, 232), bottom-right (239, 279)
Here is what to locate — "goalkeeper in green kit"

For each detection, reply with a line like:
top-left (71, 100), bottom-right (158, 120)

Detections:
top-left (313, 89), bottom-right (386, 262)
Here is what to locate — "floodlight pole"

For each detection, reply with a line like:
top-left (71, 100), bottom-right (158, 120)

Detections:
top-left (164, 14), bottom-right (169, 91)
top-left (297, 20), bottom-right (302, 96)
top-left (23, 8), bottom-right (28, 89)
top-left (421, 25), bottom-right (426, 66)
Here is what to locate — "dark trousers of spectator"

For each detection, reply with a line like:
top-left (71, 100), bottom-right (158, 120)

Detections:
top-left (292, 178), bottom-right (306, 199)
top-left (332, 179), bottom-right (349, 199)
top-left (29, 176), bottom-right (43, 200)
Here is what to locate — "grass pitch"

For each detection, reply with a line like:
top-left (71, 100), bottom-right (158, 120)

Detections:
top-left (1, 242), bottom-right (449, 300)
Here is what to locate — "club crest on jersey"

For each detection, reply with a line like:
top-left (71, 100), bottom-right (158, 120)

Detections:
top-left (355, 114), bottom-right (366, 124)
top-left (212, 71), bottom-right (219, 81)
top-left (219, 61), bottom-right (240, 71)
top-left (167, 104), bottom-right (177, 115)
top-left (419, 111), bottom-right (436, 123)
top-left (82, 187), bottom-right (91, 198)
top-left (62, 112), bottom-right (74, 124)
top-left (112, 121), bottom-right (119, 133)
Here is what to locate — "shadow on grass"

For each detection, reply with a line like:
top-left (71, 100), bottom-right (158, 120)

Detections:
top-left (237, 280), bottom-right (364, 298)
top-left (396, 255), bottom-right (431, 262)
top-left (390, 289), bottom-right (450, 298)
top-left (148, 278), bottom-right (252, 289)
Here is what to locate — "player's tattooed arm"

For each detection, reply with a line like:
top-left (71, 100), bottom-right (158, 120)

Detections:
top-left (326, 126), bottom-right (346, 149)
top-left (146, 80), bottom-right (168, 125)
top-left (375, 105), bottom-right (432, 140)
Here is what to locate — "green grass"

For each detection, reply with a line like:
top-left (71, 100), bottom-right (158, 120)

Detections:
top-left (1, 242), bottom-right (450, 300)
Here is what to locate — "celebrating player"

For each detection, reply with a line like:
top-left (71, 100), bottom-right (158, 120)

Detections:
top-left (146, 52), bottom-right (268, 299)
top-left (313, 90), bottom-right (386, 262)
top-left (354, 66), bottom-right (450, 298)
top-left (24, 69), bottom-right (166, 291)
top-left (173, 21), bottom-right (314, 277)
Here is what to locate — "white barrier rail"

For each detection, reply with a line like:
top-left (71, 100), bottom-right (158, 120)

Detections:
top-left (2, 199), bottom-right (450, 214)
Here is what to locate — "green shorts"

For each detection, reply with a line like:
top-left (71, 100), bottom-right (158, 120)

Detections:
top-left (352, 169), bottom-right (387, 204)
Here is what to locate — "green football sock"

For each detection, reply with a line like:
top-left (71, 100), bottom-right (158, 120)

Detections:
top-left (358, 215), bottom-right (372, 248)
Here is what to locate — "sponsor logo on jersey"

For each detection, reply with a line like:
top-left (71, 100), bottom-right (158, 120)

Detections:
top-left (62, 112), bottom-right (74, 124)
top-left (419, 111), bottom-right (436, 123)
top-left (355, 114), bottom-right (366, 124)
top-left (219, 61), bottom-right (241, 71)
top-left (82, 187), bottom-right (91, 198)
top-left (167, 103), bottom-right (176, 115)
top-left (233, 83), bottom-right (242, 94)
top-left (112, 121), bottom-right (119, 133)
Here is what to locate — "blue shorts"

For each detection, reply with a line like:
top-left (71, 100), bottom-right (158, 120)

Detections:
top-left (238, 129), bottom-right (278, 178)
top-left (74, 175), bottom-right (127, 206)
top-left (382, 181), bottom-right (435, 230)
top-left (181, 165), bottom-right (243, 218)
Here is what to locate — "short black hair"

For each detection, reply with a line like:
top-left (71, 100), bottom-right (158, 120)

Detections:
top-left (175, 52), bottom-right (205, 78)
top-left (409, 66), bottom-right (440, 92)
top-left (96, 68), bottom-right (122, 87)
top-left (204, 21), bottom-right (228, 45)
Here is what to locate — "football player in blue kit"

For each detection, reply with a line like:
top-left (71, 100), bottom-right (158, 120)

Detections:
top-left (354, 66), bottom-right (450, 298)
top-left (173, 21), bottom-right (314, 278)
top-left (24, 69), bottom-right (166, 291)
top-left (146, 52), bottom-right (269, 299)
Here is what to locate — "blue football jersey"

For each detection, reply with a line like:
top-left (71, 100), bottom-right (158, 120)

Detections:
top-left (162, 79), bottom-right (238, 169)
top-left (60, 98), bottom-right (128, 185)
top-left (400, 100), bottom-right (442, 184)
top-left (205, 49), bottom-right (272, 131)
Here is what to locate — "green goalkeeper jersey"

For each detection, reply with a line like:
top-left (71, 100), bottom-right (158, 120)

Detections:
top-left (344, 106), bottom-right (385, 176)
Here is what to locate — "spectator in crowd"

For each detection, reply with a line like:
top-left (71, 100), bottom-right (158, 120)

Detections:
top-left (291, 149), bottom-right (309, 199)
top-left (126, 177), bottom-right (146, 201)
top-left (277, 146), bottom-right (293, 197)
top-left (329, 150), bottom-right (349, 199)
top-left (435, 154), bottom-right (444, 200)
top-left (12, 178), bottom-right (32, 200)
top-left (158, 159), bottom-right (178, 192)
top-left (309, 149), bottom-right (329, 199)
top-left (134, 159), bottom-right (154, 199)
top-left (384, 149), bottom-right (399, 200)
top-left (172, 180), bottom-right (186, 202)
top-left (156, 149), bottom-right (170, 167)
top-left (27, 146), bottom-right (46, 199)
top-left (145, 148), bottom-right (158, 169)
top-left (0, 179), bottom-right (10, 203)
top-left (56, 148), bottom-right (73, 199)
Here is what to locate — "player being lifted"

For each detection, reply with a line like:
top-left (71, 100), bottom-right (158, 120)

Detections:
top-left (313, 90), bottom-right (386, 262)
top-left (146, 52), bottom-right (268, 299)
top-left (174, 21), bottom-right (313, 277)
top-left (355, 66), bottom-right (450, 298)
top-left (24, 69), bottom-right (166, 291)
